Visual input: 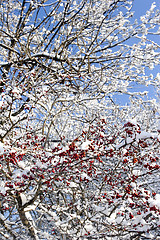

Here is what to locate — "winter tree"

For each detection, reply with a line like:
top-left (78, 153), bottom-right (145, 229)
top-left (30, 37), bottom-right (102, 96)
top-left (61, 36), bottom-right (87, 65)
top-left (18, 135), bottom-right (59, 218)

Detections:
top-left (0, 0), bottom-right (160, 239)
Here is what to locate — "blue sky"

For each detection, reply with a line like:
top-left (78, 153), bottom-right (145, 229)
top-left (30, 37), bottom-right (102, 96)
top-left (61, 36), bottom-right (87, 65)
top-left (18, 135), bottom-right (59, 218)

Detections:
top-left (132, 0), bottom-right (160, 50)
top-left (113, 0), bottom-right (160, 105)
top-left (133, 0), bottom-right (160, 18)
top-left (133, 0), bottom-right (160, 90)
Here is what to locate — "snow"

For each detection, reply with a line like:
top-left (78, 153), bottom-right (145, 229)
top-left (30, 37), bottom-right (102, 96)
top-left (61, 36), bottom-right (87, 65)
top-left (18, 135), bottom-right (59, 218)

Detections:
top-left (0, 181), bottom-right (8, 195)
top-left (115, 129), bottom-right (158, 150)
top-left (0, 61), bottom-right (8, 66)
top-left (12, 87), bottom-right (20, 95)
top-left (132, 170), bottom-right (141, 176)
top-left (84, 220), bottom-right (93, 232)
top-left (25, 211), bottom-right (38, 239)
top-left (68, 26), bottom-right (72, 33)
top-left (81, 172), bottom-right (91, 180)
top-left (107, 212), bottom-right (117, 223)
top-left (136, 131), bottom-right (152, 140)
top-left (42, 85), bottom-right (49, 94)
top-left (0, 98), bottom-right (3, 107)
top-left (24, 204), bottom-right (37, 212)
top-left (122, 149), bottom-right (128, 155)
top-left (127, 118), bottom-right (137, 125)
top-left (93, 204), bottom-right (105, 212)
top-left (13, 169), bottom-right (22, 179)
top-left (31, 52), bottom-right (60, 59)
top-left (133, 215), bottom-right (142, 224)
top-left (126, 137), bottom-right (134, 144)
top-left (0, 213), bottom-right (5, 220)
top-left (20, 193), bottom-right (27, 205)
top-left (157, 73), bottom-right (160, 81)
top-left (18, 161), bottom-right (26, 168)
top-left (150, 2), bottom-right (156, 11)
top-left (115, 136), bottom-right (136, 149)
top-left (11, 115), bottom-right (19, 122)
top-left (69, 182), bottom-right (77, 188)
top-left (155, 194), bottom-right (160, 208)
top-left (35, 160), bottom-right (47, 169)
top-left (0, 1), bottom-right (159, 239)
top-left (148, 194), bottom-right (160, 208)
top-left (115, 216), bottom-right (123, 224)
top-left (0, 142), bottom-right (4, 154)
top-left (81, 140), bottom-right (92, 150)
top-left (51, 156), bottom-right (61, 166)
top-left (3, 203), bottom-right (9, 209)
top-left (130, 182), bottom-right (136, 189)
